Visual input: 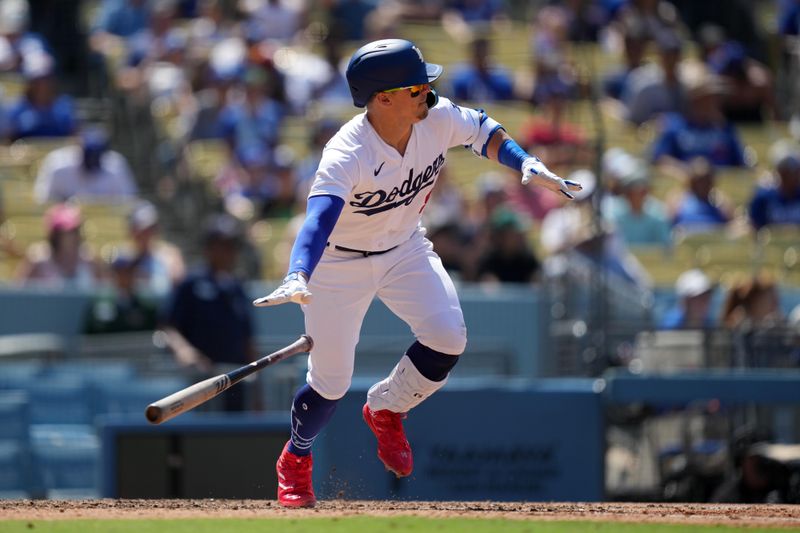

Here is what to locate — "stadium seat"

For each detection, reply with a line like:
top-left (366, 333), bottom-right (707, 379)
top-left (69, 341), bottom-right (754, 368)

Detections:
top-left (0, 391), bottom-right (33, 498)
top-left (94, 376), bottom-right (191, 418)
top-left (0, 361), bottom-right (44, 390)
top-left (0, 441), bottom-right (29, 498)
top-left (30, 424), bottom-right (99, 498)
top-left (0, 390), bottom-right (30, 444)
top-left (42, 360), bottom-right (138, 384)
top-left (26, 378), bottom-right (93, 425)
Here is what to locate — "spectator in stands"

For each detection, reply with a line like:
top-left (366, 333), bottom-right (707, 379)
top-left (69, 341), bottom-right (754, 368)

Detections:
top-left (748, 140), bottom-right (800, 230)
top-left (92, 0), bottom-right (151, 40)
top-left (669, 157), bottom-right (733, 232)
top-left (561, 0), bottom-right (609, 42)
top-left (604, 160), bottom-right (672, 247)
top-left (707, 40), bottom-right (776, 122)
top-left (602, 16), bottom-right (648, 101)
top-left (124, 200), bottom-right (185, 294)
top-left (419, 166), bottom-right (466, 230)
top-left (446, 0), bottom-right (506, 24)
top-left (84, 253), bottom-right (159, 334)
top-left (540, 169), bottom-right (651, 287)
top-left (188, 38), bottom-right (245, 140)
top-left (188, 62), bottom-right (239, 141)
top-left (115, 3), bottom-right (183, 97)
top-left (520, 69), bottom-right (590, 170)
top-left (523, 9), bottom-right (579, 108)
top-left (0, 88), bottom-right (6, 138)
top-left (306, 38), bottom-right (352, 109)
top-left (778, 0), bottom-right (800, 37)
top-left (720, 273), bottom-right (783, 330)
top-left (33, 127), bottom-right (137, 204)
top-left (294, 118), bottom-right (341, 203)
top-left (187, 0), bottom-right (234, 45)
top-left (426, 221), bottom-right (470, 279)
top-left (215, 143), bottom-right (295, 218)
top-left (219, 65), bottom-right (285, 160)
top-left (651, 67), bottom-right (747, 169)
top-left (476, 209), bottom-right (541, 284)
top-left (441, 0), bottom-right (507, 42)
top-left (141, 28), bottom-right (191, 101)
top-left (0, 0), bottom-right (48, 73)
top-left (327, 0), bottom-right (377, 41)
top-left (388, 0), bottom-right (444, 22)
top-left (161, 213), bottom-right (256, 411)
top-left (16, 203), bottom-right (106, 289)
top-left (6, 52), bottom-right (77, 141)
top-left (422, 167), bottom-right (468, 279)
top-left (447, 36), bottom-right (514, 102)
top-left (0, 187), bottom-right (22, 261)
top-left (243, 0), bottom-right (307, 43)
top-left (530, 4), bottom-right (570, 54)
top-left (455, 171), bottom-right (511, 281)
top-left (612, 0), bottom-right (681, 40)
top-left (660, 268), bottom-right (716, 329)
top-left (620, 29), bottom-right (685, 126)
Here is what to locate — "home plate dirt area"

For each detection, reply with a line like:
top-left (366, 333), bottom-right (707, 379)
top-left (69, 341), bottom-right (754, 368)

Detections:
top-left (1, 500), bottom-right (800, 527)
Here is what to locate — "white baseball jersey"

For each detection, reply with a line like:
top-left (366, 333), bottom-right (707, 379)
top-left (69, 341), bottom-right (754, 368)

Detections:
top-left (308, 96), bottom-right (483, 251)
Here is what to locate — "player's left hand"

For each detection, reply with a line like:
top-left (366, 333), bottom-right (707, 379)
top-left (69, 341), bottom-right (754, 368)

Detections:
top-left (253, 272), bottom-right (312, 307)
top-left (521, 157), bottom-right (583, 200)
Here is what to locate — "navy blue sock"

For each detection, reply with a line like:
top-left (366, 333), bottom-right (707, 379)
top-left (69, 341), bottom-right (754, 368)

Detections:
top-left (406, 341), bottom-right (459, 382)
top-left (287, 384), bottom-right (338, 456)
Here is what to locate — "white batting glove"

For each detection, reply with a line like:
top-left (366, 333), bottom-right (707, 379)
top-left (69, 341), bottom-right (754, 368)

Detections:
top-left (253, 272), bottom-right (312, 307)
top-left (521, 157), bottom-right (583, 200)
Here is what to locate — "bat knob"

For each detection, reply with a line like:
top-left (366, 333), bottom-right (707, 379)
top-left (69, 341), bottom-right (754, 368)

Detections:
top-left (302, 334), bottom-right (314, 351)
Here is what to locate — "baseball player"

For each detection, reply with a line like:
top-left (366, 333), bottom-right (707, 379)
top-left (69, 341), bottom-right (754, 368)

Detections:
top-left (253, 38), bottom-right (582, 507)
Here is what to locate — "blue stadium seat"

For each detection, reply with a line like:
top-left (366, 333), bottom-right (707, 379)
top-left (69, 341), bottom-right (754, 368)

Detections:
top-left (0, 390), bottom-right (29, 444)
top-left (42, 360), bottom-right (138, 384)
top-left (30, 424), bottom-right (99, 497)
top-left (94, 376), bottom-right (191, 418)
top-left (0, 361), bottom-right (44, 390)
top-left (0, 391), bottom-right (35, 497)
top-left (26, 378), bottom-right (92, 425)
top-left (0, 441), bottom-right (28, 497)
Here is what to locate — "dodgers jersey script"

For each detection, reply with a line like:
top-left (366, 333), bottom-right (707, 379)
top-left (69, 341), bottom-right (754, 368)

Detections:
top-left (308, 96), bottom-right (483, 251)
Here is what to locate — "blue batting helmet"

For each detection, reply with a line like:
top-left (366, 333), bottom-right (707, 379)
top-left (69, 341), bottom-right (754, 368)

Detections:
top-left (345, 39), bottom-right (443, 108)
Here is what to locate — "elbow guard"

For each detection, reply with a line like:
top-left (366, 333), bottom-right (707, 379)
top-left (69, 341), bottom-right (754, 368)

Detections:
top-left (467, 110), bottom-right (504, 158)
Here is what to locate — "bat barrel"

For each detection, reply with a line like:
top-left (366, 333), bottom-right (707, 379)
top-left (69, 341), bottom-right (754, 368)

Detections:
top-left (144, 334), bottom-right (313, 424)
top-left (145, 374), bottom-right (230, 425)
top-left (145, 404), bottom-right (164, 424)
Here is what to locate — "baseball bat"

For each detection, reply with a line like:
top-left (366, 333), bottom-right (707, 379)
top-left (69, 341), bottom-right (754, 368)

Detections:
top-left (145, 334), bottom-right (313, 425)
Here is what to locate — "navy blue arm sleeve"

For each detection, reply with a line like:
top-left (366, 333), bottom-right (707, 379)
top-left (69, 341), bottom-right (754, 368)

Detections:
top-left (287, 194), bottom-right (345, 278)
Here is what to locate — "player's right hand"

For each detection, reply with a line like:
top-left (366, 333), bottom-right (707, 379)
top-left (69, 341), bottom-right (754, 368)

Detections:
top-left (253, 272), bottom-right (312, 307)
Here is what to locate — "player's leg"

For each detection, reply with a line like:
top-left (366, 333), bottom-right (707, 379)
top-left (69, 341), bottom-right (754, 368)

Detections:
top-left (363, 233), bottom-right (466, 476)
top-left (276, 253), bottom-right (376, 507)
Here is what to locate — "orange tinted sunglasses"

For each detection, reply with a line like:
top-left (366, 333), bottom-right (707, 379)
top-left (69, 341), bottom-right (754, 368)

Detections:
top-left (383, 83), bottom-right (426, 97)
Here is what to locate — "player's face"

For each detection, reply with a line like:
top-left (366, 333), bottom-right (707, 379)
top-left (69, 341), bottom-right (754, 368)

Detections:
top-left (384, 83), bottom-right (431, 122)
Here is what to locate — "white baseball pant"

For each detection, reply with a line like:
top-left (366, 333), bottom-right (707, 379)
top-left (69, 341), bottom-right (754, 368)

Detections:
top-left (301, 228), bottom-right (467, 400)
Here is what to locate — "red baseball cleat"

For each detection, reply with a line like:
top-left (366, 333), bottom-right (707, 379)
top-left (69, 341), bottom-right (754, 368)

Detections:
top-left (362, 403), bottom-right (413, 477)
top-left (276, 441), bottom-right (316, 508)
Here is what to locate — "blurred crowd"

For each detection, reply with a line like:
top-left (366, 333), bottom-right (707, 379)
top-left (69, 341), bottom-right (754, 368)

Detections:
top-left (0, 0), bottom-right (799, 345)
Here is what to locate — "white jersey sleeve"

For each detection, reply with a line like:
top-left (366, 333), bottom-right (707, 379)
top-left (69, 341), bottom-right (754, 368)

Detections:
top-left (428, 97), bottom-right (481, 149)
top-left (308, 146), bottom-right (360, 200)
top-left (428, 97), bottom-right (503, 157)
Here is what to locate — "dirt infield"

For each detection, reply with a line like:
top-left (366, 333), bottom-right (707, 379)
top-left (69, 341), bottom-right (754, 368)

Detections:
top-left (1, 500), bottom-right (800, 528)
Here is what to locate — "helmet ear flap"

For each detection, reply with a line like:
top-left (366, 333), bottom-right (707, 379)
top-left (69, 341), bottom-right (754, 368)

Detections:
top-left (426, 88), bottom-right (438, 109)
